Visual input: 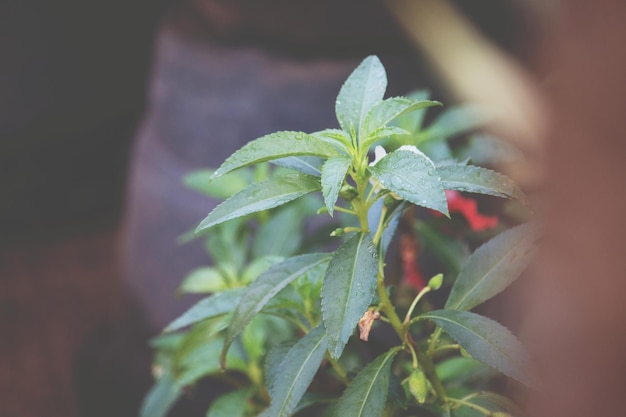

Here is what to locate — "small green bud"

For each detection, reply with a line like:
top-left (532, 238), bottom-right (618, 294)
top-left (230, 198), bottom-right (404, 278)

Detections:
top-left (316, 206), bottom-right (329, 214)
top-left (330, 228), bottom-right (345, 237)
top-left (428, 274), bottom-right (443, 290)
top-left (408, 369), bottom-right (429, 404)
top-left (339, 185), bottom-right (359, 201)
top-left (383, 194), bottom-right (396, 206)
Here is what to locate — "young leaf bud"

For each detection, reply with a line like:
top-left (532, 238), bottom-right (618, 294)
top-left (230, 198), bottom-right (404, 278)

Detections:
top-left (330, 228), bottom-right (345, 237)
top-left (428, 274), bottom-right (443, 290)
top-left (408, 368), bottom-right (429, 404)
top-left (339, 184), bottom-right (358, 201)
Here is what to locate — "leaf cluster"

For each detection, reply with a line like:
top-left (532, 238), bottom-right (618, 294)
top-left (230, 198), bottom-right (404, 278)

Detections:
top-left (142, 56), bottom-right (537, 417)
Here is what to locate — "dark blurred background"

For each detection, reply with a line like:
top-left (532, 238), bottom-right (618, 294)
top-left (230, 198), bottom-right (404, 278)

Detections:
top-left (2, 1), bottom-right (625, 417)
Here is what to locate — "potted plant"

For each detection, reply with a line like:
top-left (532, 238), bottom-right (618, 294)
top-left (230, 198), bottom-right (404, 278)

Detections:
top-left (142, 56), bottom-right (536, 417)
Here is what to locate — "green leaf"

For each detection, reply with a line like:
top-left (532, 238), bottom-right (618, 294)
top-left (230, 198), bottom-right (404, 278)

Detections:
top-left (221, 254), bottom-right (331, 367)
top-left (313, 128), bottom-right (353, 151)
top-left (265, 342), bottom-right (296, 396)
top-left (452, 391), bottom-right (523, 417)
top-left (436, 357), bottom-right (494, 385)
top-left (418, 310), bottom-right (534, 386)
top-left (139, 374), bottom-right (182, 417)
top-left (368, 148), bottom-right (449, 216)
top-left (449, 392), bottom-right (523, 417)
top-left (321, 233), bottom-right (378, 358)
top-left (437, 164), bottom-right (524, 200)
top-left (206, 389), bottom-right (253, 417)
top-left (367, 126), bottom-right (412, 143)
top-left (196, 171), bottom-right (321, 232)
top-left (173, 317), bottom-right (228, 365)
top-left (333, 347), bottom-right (401, 417)
top-left (252, 205), bottom-right (307, 258)
top-left (205, 218), bottom-right (248, 270)
top-left (212, 131), bottom-right (338, 179)
top-left (361, 97), bottom-right (441, 146)
top-left (272, 156), bottom-right (325, 177)
top-left (241, 255), bottom-right (284, 284)
top-left (179, 267), bottom-right (226, 294)
top-left (177, 336), bottom-right (247, 386)
top-left (446, 224), bottom-right (537, 311)
top-left (321, 156), bottom-right (352, 216)
top-left (264, 325), bottom-right (328, 417)
top-left (293, 393), bottom-right (336, 415)
top-left (391, 89), bottom-right (432, 135)
top-left (419, 105), bottom-right (490, 143)
top-left (164, 287), bottom-right (245, 332)
top-left (183, 169), bottom-right (251, 199)
top-left (336, 56), bottom-right (387, 137)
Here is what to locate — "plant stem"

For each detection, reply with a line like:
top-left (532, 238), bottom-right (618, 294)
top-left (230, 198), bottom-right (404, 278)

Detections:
top-left (434, 344), bottom-right (460, 354)
top-left (403, 286), bottom-right (432, 324)
top-left (333, 205), bottom-right (357, 215)
top-left (371, 205), bottom-right (388, 246)
top-left (428, 327), bottom-right (444, 355)
top-left (327, 353), bottom-right (350, 385)
top-left (448, 397), bottom-right (493, 416)
top-left (352, 159), bottom-right (448, 404)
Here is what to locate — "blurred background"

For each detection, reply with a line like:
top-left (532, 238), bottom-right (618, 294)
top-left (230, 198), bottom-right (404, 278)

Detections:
top-left (2, 1), bottom-right (625, 416)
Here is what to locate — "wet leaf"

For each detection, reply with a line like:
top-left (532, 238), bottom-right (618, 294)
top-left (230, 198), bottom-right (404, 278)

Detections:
top-left (446, 224), bottom-right (537, 311)
top-left (322, 233), bottom-right (378, 358)
top-left (264, 325), bottom-right (328, 417)
top-left (321, 156), bottom-right (352, 216)
top-left (333, 347), bottom-right (401, 417)
top-left (221, 254), bottom-right (330, 367)
top-left (196, 171), bottom-right (320, 232)
top-left (361, 97), bottom-right (441, 146)
top-left (164, 288), bottom-right (245, 332)
top-left (265, 342), bottom-right (296, 397)
top-left (272, 156), bottom-right (325, 177)
top-left (437, 164), bottom-right (524, 200)
top-left (335, 56), bottom-right (387, 138)
top-left (418, 310), bottom-right (534, 387)
top-left (212, 131), bottom-right (338, 179)
top-left (369, 148), bottom-right (449, 216)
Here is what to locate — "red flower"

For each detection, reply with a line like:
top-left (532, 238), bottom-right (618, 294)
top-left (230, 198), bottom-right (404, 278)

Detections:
top-left (400, 233), bottom-right (427, 290)
top-left (436, 190), bottom-right (499, 232)
top-left (401, 191), bottom-right (499, 291)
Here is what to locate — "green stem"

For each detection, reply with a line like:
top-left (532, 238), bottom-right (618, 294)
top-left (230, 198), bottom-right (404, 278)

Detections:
top-left (403, 286), bottom-right (432, 324)
top-left (327, 354), bottom-right (350, 385)
top-left (333, 205), bottom-right (357, 215)
top-left (407, 342), bottom-right (419, 369)
top-left (371, 205), bottom-right (388, 246)
top-left (376, 279), bottom-right (405, 337)
top-left (428, 328), bottom-right (444, 355)
top-left (434, 344), bottom-right (460, 354)
top-left (448, 397), bottom-right (493, 416)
